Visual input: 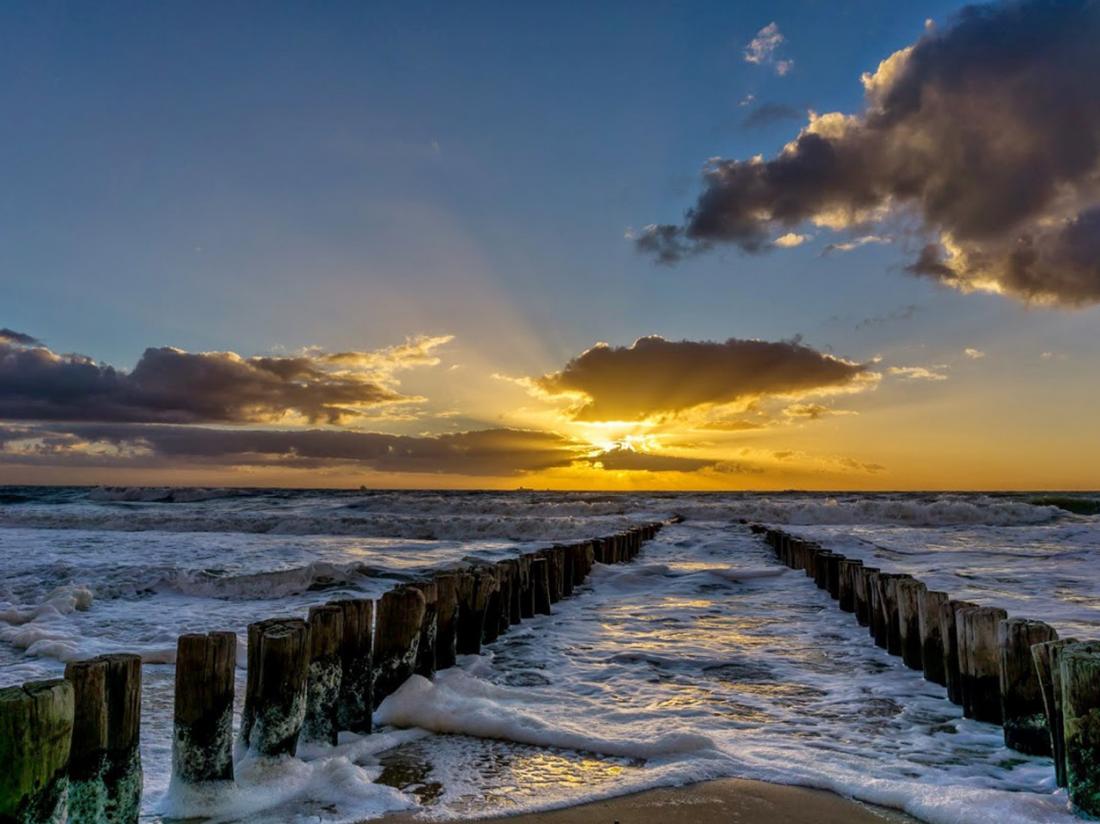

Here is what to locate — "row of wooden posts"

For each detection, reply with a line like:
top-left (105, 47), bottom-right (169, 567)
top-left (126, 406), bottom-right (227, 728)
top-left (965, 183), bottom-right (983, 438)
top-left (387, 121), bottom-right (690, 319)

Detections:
top-left (755, 525), bottom-right (1100, 818)
top-left (0, 521), bottom-right (669, 824)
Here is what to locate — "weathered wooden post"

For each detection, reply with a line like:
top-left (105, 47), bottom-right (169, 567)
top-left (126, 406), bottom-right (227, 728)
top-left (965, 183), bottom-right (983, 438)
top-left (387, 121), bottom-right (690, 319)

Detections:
top-left (997, 618), bottom-right (1057, 755)
top-left (517, 556), bottom-right (535, 619)
top-left (1033, 638), bottom-right (1078, 787)
top-left (837, 558), bottom-right (861, 613)
top-left (240, 618), bottom-right (311, 757)
top-left (854, 565), bottom-right (878, 627)
top-left (813, 550), bottom-right (832, 590)
top-left (560, 548), bottom-right (575, 598)
top-left (877, 573), bottom-right (913, 657)
top-left (455, 568), bottom-right (489, 655)
top-left (502, 559), bottom-right (522, 625)
top-left (592, 538), bottom-right (607, 565)
top-left (408, 581), bottom-right (439, 678)
top-left (530, 557), bottom-right (552, 615)
top-left (825, 553), bottom-right (842, 600)
top-left (917, 590), bottom-right (949, 686)
top-left (171, 632), bottom-right (236, 788)
top-left (101, 653), bottom-right (143, 824)
top-left (302, 604), bottom-right (344, 746)
top-left (1061, 642), bottom-right (1100, 817)
top-left (330, 598), bottom-right (373, 734)
top-left (65, 658), bottom-right (109, 820)
top-left (896, 578), bottom-right (927, 670)
top-left (373, 587), bottom-right (426, 709)
top-left (493, 562), bottom-right (513, 636)
top-left (0, 679), bottom-right (73, 824)
top-left (957, 606), bottom-right (1008, 723)
top-left (542, 547), bottom-right (564, 602)
top-left (433, 573), bottom-right (461, 670)
top-left (478, 566), bottom-right (504, 645)
top-left (867, 570), bottom-right (886, 646)
top-left (937, 599), bottom-right (977, 705)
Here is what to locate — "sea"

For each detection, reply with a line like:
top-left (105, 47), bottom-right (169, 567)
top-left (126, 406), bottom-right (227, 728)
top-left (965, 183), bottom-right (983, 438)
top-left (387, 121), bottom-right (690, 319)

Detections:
top-left (2, 487), bottom-right (1099, 824)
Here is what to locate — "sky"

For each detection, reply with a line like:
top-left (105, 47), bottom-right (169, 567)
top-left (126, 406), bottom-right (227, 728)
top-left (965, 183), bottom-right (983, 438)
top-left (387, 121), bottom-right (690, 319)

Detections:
top-left (2, 0), bottom-right (1099, 490)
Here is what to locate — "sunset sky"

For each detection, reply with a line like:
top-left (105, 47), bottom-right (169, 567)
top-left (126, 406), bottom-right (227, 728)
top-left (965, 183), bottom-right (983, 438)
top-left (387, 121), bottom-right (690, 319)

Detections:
top-left (3, 0), bottom-right (1099, 490)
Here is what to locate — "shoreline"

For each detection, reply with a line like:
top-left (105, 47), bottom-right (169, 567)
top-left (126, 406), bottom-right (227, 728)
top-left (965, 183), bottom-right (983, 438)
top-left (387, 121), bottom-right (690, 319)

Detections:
top-left (380, 778), bottom-right (919, 823)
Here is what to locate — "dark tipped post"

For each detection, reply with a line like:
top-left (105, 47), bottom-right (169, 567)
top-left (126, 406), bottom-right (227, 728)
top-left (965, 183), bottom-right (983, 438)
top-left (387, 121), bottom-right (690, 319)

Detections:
top-left (373, 587), bottom-right (426, 709)
top-left (433, 573), bottom-right (462, 670)
top-left (837, 558), bottom-right (861, 613)
top-left (240, 618), bottom-right (311, 757)
top-left (854, 565), bottom-right (878, 627)
top-left (330, 598), bottom-right (373, 734)
top-left (408, 581), bottom-right (439, 678)
top-left (493, 562), bottom-right (513, 636)
top-left (1061, 642), bottom-right (1100, 817)
top-left (896, 579), bottom-right (927, 670)
top-left (65, 658), bottom-right (109, 820)
top-left (957, 606), bottom-right (1008, 723)
top-left (530, 557), bottom-right (552, 616)
top-left (938, 600), bottom-right (977, 705)
top-left (172, 632), bottom-right (236, 787)
top-left (517, 556), bottom-right (534, 619)
top-left (101, 653), bottom-right (143, 824)
top-left (302, 605), bottom-right (344, 746)
top-left (998, 618), bottom-right (1057, 755)
top-left (917, 590), bottom-right (949, 686)
top-left (0, 679), bottom-right (73, 824)
top-left (503, 559), bottom-right (522, 625)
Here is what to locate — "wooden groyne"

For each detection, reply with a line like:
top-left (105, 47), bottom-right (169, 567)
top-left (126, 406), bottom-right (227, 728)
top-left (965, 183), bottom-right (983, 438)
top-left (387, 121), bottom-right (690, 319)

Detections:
top-left (755, 525), bottom-right (1100, 818)
top-left (0, 520), bottom-right (669, 824)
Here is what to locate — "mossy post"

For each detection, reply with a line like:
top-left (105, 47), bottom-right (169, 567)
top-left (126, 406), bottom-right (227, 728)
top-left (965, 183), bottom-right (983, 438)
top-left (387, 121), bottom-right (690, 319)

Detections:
top-left (239, 618), bottom-right (311, 757)
top-left (530, 556), bottom-right (552, 616)
top-left (65, 658), bottom-right (109, 821)
top-left (373, 587), bottom-right (426, 709)
top-left (433, 573), bottom-right (461, 670)
top-left (957, 606), bottom-right (1008, 723)
top-left (896, 578), bottom-right (927, 670)
top-left (171, 632), bottom-right (236, 788)
top-left (938, 600), bottom-right (977, 705)
top-left (1060, 642), bottom-right (1100, 817)
top-left (330, 598), bottom-right (373, 735)
top-left (1033, 638), bottom-right (1078, 787)
top-left (917, 590), bottom-right (949, 687)
top-left (408, 581), bottom-right (439, 678)
top-left (101, 653), bottom-right (142, 824)
top-left (302, 604), bottom-right (344, 746)
top-left (0, 679), bottom-right (73, 824)
top-left (998, 618), bottom-right (1057, 755)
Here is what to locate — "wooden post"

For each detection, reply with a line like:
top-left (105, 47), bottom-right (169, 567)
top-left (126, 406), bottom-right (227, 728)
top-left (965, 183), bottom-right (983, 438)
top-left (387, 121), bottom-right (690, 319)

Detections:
top-left (813, 550), bottom-right (832, 590)
top-left (240, 618), bottom-right (311, 757)
top-left (541, 548), bottom-right (563, 602)
top-left (957, 606), bottom-right (1008, 723)
top-left (998, 618), bottom-right (1057, 755)
top-left (854, 565), bottom-right (878, 628)
top-left (479, 565), bottom-right (504, 645)
top-left (64, 658), bottom-right (109, 821)
top-left (408, 581), bottom-right (439, 678)
top-left (493, 562), bottom-right (513, 636)
top-left (517, 556), bottom-right (535, 619)
top-left (879, 574), bottom-right (913, 657)
top-left (560, 547), bottom-right (575, 598)
top-left (896, 578), bottom-right (927, 670)
top-left (171, 632), bottom-right (236, 787)
top-left (867, 570), bottom-right (886, 647)
top-left (803, 543), bottom-right (819, 578)
top-left (825, 553), bottom-right (842, 600)
top-left (530, 557), bottom-right (552, 615)
top-left (837, 558), bottom-right (861, 613)
top-left (592, 538), bottom-right (607, 565)
top-left (329, 598), bottom-right (373, 734)
top-left (373, 587), bottom-right (426, 709)
top-left (302, 604), bottom-right (344, 745)
top-left (583, 543), bottom-right (595, 579)
top-left (1061, 642), bottom-right (1100, 817)
top-left (917, 590), bottom-right (949, 686)
top-left (433, 573), bottom-right (461, 670)
top-left (455, 568), bottom-right (493, 655)
top-left (503, 559), bottom-right (522, 625)
top-left (100, 653), bottom-right (143, 824)
top-left (1033, 638), bottom-right (1078, 787)
top-left (937, 599), bottom-right (976, 705)
top-left (0, 679), bottom-right (73, 824)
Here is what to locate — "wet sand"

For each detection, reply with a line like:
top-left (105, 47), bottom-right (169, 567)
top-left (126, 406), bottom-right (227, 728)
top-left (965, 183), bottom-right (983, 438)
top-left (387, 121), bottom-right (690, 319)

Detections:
top-left (382, 778), bottom-right (918, 823)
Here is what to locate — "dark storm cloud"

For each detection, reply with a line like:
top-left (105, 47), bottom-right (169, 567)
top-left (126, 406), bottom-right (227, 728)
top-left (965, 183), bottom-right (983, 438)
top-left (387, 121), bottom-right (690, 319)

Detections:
top-left (638, 0), bottom-right (1100, 305)
top-left (0, 338), bottom-right (435, 424)
top-left (0, 423), bottom-right (586, 476)
top-left (535, 335), bottom-right (868, 421)
top-left (741, 102), bottom-right (802, 129)
top-left (586, 446), bottom-right (717, 473)
top-left (0, 329), bottom-right (42, 347)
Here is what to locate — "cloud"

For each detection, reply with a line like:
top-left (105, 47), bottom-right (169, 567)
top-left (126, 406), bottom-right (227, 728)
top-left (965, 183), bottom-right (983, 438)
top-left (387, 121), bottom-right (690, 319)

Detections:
top-left (0, 333), bottom-right (450, 425)
top-left (964, 347), bottom-right (986, 359)
top-left (888, 365), bottom-right (948, 381)
top-left (783, 403), bottom-right (854, 420)
top-left (774, 232), bottom-right (809, 248)
top-left (640, 0), bottom-right (1100, 305)
top-left (534, 335), bottom-right (870, 422)
top-left (823, 235), bottom-right (892, 254)
top-left (0, 423), bottom-right (584, 476)
top-left (0, 329), bottom-right (42, 347)
top-left (584, 446), bottom-right (717, 473)
top-left (744, 23), bottom-right (794, 75)
top-left (741, 102), bottom-right (802, 129)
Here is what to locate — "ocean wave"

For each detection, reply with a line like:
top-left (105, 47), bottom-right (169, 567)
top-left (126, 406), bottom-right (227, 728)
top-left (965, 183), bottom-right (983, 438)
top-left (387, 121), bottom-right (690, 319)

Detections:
top-left (709, 496), bottom-right (1065, 527)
